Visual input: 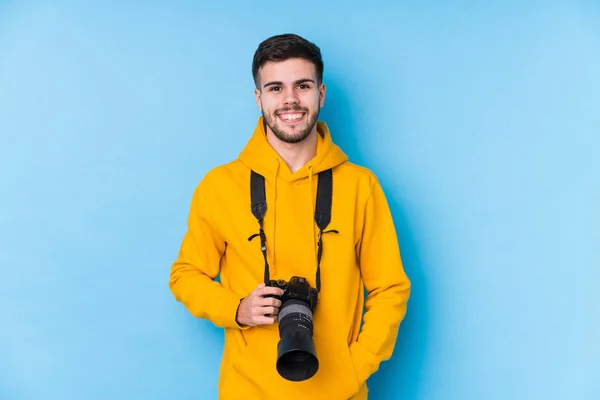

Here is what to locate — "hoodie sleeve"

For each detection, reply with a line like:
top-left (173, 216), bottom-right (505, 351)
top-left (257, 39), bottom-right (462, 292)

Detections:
top-left (169, 175), bottom-right (247, 330)
top-left (350, 178), bottom-right (411, 385)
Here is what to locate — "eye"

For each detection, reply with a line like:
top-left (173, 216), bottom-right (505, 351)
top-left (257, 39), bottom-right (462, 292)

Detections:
top-left (298, 84), bottom-right (310, 90)
top-left (269, 86), bottom-right (281, 92)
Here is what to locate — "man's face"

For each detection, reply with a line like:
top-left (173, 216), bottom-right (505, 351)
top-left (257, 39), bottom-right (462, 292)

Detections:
top-left (254, 58), bottom-right (325, 144)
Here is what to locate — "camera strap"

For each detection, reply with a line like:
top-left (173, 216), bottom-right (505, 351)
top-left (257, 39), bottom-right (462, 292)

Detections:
top-left (248, 168), bottom-right (337, 293)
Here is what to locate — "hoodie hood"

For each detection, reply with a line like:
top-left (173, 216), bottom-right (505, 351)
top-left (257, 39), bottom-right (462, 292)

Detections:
top-left (238, 117), bottom-right (348, 182)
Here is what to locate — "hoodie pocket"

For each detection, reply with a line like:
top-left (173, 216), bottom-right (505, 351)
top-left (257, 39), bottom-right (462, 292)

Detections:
top-left (345, 344), bottom-right (361, 391)
top-left (230, 326), bottom-right (280, 397)
top-left (231, 327), bottom-right (361, 399)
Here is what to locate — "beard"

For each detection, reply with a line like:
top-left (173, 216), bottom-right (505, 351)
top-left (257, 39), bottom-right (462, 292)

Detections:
top-left (262, 105), bottom-right (320, 144)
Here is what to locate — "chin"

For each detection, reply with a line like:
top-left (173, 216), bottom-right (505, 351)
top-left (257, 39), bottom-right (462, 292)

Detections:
top-left (273, 125), bottom-right (312, 144)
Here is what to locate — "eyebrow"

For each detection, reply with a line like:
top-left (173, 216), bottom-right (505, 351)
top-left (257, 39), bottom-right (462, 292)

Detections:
top-left (263, 79), bottom-right (316, 89)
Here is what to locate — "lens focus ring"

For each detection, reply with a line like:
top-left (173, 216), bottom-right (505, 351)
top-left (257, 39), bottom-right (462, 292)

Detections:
top-left (278, 303), bottom-right (312, 321)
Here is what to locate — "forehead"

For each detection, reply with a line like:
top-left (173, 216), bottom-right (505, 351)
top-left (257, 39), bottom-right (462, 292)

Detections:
top-left (258, 58), bottom-right (317, 84)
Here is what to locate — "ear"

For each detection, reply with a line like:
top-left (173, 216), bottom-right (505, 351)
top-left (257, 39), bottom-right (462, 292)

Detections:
top-left (319, 82), bottom-right (326, 108)
top-left (254, 87), bottom-right (262, 112)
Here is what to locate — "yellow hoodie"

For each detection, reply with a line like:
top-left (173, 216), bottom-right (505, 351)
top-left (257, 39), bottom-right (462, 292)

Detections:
top-left (169, 117), bottom-right (411, 400)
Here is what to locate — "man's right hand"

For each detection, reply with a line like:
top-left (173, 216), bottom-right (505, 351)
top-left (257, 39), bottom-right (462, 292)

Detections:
top-left (236, 283), bottom-right (284, 327)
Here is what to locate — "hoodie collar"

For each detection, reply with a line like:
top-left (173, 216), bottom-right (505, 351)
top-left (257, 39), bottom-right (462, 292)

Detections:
top-left (238, 117), bottom-right (348, 183)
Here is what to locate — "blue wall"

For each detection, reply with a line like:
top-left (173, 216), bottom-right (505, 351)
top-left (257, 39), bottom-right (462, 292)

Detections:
top-left (1, 2), bottom-right (599, 399)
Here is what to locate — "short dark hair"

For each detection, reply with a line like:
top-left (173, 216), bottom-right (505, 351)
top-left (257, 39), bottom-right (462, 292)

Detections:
top-left (252, 33), bottom-right (324, 88)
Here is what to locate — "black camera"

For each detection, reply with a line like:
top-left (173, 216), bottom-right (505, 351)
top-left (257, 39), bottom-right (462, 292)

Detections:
top-left (267, 276), bottom-right (319, 382)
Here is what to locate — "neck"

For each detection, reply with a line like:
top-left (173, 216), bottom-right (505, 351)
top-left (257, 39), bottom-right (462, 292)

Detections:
top-left (266, 128), bottom-right (318, 174)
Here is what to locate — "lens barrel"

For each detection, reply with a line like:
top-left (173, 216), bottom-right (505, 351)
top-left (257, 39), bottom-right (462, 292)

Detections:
top-left (275, 299), bottom-right (318, 381)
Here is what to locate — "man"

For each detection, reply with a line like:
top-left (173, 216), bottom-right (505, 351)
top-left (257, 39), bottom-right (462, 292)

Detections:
top-left (169, 33), bottom-right (411, 400)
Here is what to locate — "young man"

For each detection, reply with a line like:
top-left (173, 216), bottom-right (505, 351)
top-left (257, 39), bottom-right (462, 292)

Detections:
top-left (169, 33), bottom-right (411, 399)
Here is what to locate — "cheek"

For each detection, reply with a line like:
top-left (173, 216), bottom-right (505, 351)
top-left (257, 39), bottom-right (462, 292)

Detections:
top-left (303, 93), bottom-right (321, 109)
top-left (261, 97), bottom-right (277, 113)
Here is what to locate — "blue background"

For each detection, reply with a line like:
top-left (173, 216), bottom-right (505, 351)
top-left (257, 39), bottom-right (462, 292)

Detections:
top-left (1, 1), bottom-right (599, 399)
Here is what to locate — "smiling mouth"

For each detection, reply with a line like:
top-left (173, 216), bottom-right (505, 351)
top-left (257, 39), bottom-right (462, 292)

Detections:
top-left (277, 112), bottom-right (306, 124)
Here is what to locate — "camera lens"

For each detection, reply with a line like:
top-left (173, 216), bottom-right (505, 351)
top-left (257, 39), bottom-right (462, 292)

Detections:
top-left (275, 299), bottom-right (318, 381)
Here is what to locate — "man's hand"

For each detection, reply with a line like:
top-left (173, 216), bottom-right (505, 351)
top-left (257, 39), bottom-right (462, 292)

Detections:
top-left (236, 283), bottom-right (284, 327)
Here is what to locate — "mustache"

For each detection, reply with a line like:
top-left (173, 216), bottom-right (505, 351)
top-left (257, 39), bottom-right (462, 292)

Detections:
top-left (276, 106), bottom-right (308, 114)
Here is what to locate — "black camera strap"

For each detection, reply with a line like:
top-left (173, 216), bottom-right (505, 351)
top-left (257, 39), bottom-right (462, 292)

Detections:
top-left (248, 168), bottom-right (338, 293)
top-left (313, 168), bottom-right (338, 292)
top-left (249, 170), bottom-right (270, 286)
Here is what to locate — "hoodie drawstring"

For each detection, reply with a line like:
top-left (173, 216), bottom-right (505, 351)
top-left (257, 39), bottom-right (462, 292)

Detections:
top-left (308, 165), bottom-right (318, 272)
top-left (271, 159), bottom-right (280, 275)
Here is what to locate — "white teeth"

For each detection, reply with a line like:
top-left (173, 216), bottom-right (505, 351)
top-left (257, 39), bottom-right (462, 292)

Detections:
top-left (280, 113), bottom-right (303, 121)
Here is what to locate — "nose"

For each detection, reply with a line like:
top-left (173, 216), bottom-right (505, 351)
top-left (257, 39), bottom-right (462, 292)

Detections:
top-left (283, 87), bottom-right (299, 107)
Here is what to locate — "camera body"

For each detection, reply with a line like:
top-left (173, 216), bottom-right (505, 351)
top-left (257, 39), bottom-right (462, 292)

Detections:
top-left (267, 276), bottom-right (318, 313)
